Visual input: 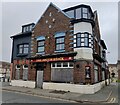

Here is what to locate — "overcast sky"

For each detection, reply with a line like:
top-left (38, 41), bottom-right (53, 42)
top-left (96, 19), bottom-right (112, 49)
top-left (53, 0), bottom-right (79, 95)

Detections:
top-left (1, 1), bottom-right (118, 64)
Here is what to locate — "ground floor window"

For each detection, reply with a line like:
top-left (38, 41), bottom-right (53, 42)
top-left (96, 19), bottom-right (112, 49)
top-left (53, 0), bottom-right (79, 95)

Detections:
top-left (94, 65), bottom-right (99, 83)
top-left (15, 65), bottom-right (20, 80)
top-left (15, 64), bottom-right (28, 81)
top-left (51, 62), bottom-right (74, 83)
top-left (23, 65), bottom-right (28, 81)
top-left (102, 70), bottom-right (105, 80)
top-left (51, 62), bottom-right (74, 68)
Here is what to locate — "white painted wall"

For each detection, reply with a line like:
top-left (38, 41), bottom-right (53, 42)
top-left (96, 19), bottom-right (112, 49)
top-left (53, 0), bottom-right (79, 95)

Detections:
top-left (74, 22), bottom-right (92, 34)
top-left (43, 80), bottom-right (109, 94)
top-left (74, 48), bottom-right (93, 60)
top-left (73, 22), bottom-right (93, 60)
top-left (11, 80), bottom-right (35, 88)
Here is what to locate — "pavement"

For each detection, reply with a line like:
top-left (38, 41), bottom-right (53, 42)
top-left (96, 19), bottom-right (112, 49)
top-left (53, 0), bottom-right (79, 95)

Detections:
top-left (1, 82), bottom-right (118, 103)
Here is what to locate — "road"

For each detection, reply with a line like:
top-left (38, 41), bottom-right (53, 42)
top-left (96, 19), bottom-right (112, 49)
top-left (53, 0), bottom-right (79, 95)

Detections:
top-left (2, 90), bottom-right (73, 103)
top-left (107, 82), bottom-right (119, 104)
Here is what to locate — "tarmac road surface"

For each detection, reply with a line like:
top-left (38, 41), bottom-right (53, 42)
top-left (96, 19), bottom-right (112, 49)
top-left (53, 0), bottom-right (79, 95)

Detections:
top-left (2, 90), bottom-right (74, 103)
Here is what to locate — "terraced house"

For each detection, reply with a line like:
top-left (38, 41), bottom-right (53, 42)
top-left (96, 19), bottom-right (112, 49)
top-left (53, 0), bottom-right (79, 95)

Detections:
top-left (10, 3), bottom-right (110, 94)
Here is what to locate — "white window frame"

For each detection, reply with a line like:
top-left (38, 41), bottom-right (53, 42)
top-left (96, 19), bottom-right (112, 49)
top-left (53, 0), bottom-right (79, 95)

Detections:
top-left (23, 65), bottom-right (28, 69)
top-left (51, 62), bottom-right (74, 68)
top-left (16, 65), bottom-right (20, 69)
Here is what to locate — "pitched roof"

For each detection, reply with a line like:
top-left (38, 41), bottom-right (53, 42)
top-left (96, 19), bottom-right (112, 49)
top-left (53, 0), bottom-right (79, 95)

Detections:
top-left (33, 2), bottom-right (71, 30)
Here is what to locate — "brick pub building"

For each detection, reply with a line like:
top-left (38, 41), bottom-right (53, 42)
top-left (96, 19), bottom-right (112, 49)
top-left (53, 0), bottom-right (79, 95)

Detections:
top-left (11, 3), bottom-right (110, 94)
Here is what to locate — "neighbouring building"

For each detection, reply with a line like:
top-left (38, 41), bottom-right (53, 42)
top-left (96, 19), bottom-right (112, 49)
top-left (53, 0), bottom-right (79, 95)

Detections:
top-left (10, 3), bottom-right (109, 94)
top-left (109, 63), bottom-right (118, 78)
top-left (117, 60), bottom-right (120, 80)
top-left (0, 61), bottom-right (10, 82)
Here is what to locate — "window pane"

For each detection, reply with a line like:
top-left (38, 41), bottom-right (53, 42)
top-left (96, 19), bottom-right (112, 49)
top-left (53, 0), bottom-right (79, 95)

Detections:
top-left (56, 44), bottom-right (64, 50)
top-left (57, 62), bottom-right (61, 67)
top-left (84, 38), bottom-right (88, 46)
top-left (56, 38), bottom-right (64, 43)
top-left (83, 13), bottom-right (88, 18)
top-left (19, 45), bottom-right (23, 48)
top-left (24, 48), bottom-right (29, 53)
top-left (60, 44), bottom-right (64, 50)
top-left (24, 44), bottom-right (29, 47)
top-left (19, 48), bottom-right (23, 54)
top-left (63, 62), bottom-right (68, 67)
top-left (77, 33), bottom-right (81, 37)
top-left (52, 63), bottom-right (55, 67)
top-left (84, 33), bottom-right (88, 37)
top-left (23, 27), bottom-right (26, 33)
top-left (77, 38), bottom-right (81, 47)
top-left (76, 8), bottom-right (81, 19)
top-left (69, 62), bottom-right (73, 67)
top-left (65, 10), bottom-right (75, 18)
top-left (38, 41), bottom-right (44, 46)
top-left (83, 8), bottom-right (88, 13)
top-left (81, 34), bottom-right (84, 37)
top-left (38, 47), bottom-right (44, 52)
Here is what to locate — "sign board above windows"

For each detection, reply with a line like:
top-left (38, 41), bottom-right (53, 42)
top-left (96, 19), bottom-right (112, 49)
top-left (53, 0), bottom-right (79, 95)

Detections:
top-left (31, 57), bottom-right (73, 63)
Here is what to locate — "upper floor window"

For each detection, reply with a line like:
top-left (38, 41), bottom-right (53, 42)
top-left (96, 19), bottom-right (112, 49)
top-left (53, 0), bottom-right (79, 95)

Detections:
top-left (37, 36), bottom-right (45, 53)
top-left (22, 23), bottom-right (35, 33)
top-left (65, 7), bottom-right (91, 19)
top-left (65, 10), bottom-right (75, 18)
top-left (76, 33), bottom-right (89, 47)
top-left (55, 32), bottom-right (65, 51)
top-left (37, 40), bottom-right (45, 53)
top-left (18, 44), bottom-right (29, 54)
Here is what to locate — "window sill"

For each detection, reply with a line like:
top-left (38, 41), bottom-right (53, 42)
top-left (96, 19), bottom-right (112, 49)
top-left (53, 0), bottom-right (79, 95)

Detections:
top-left (17, 54), bottom-right (28, 57)
top-left (36, 52), bottom-right (45, 55)
top-left (54, 50), bottom-right (65, 53)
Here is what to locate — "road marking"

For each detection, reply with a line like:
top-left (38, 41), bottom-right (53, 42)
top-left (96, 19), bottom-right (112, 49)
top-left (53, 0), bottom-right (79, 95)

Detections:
top-left (109, 97), bottom-right (116, 103)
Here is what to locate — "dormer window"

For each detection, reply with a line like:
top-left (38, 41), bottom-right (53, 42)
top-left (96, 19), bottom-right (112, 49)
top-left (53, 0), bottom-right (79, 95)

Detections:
top-left (64, 6), bottom-right (92, 20)
top-left (22, 23), bottom-right (35, 33)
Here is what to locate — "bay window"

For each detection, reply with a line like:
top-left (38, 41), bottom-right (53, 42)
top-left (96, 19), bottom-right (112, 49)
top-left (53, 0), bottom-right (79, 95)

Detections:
top-left (76, 33), bottom-right (91, 47)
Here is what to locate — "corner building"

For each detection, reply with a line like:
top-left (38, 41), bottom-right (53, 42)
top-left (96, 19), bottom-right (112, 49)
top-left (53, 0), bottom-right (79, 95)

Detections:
top-left (11, 3), bottom-right (110, 94)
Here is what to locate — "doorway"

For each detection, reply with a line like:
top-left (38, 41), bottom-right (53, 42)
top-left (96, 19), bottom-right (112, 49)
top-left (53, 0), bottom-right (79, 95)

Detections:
top-left (36, 63), bottom-right (44, 88)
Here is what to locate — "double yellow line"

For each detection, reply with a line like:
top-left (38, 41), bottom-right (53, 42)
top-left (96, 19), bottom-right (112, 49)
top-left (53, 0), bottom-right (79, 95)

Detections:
top-left (109, 97), bottom-right (116, 103)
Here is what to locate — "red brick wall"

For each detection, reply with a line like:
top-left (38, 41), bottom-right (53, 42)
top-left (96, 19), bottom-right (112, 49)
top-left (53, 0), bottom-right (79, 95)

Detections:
top-left (73, 60), bottom-right (94, 84)
top-left (12, 59), bottom-right (36, 81)
top-left (31, 4), bottom-right (73, 57)
top-left (43, 63), bottom-right (51, 81)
